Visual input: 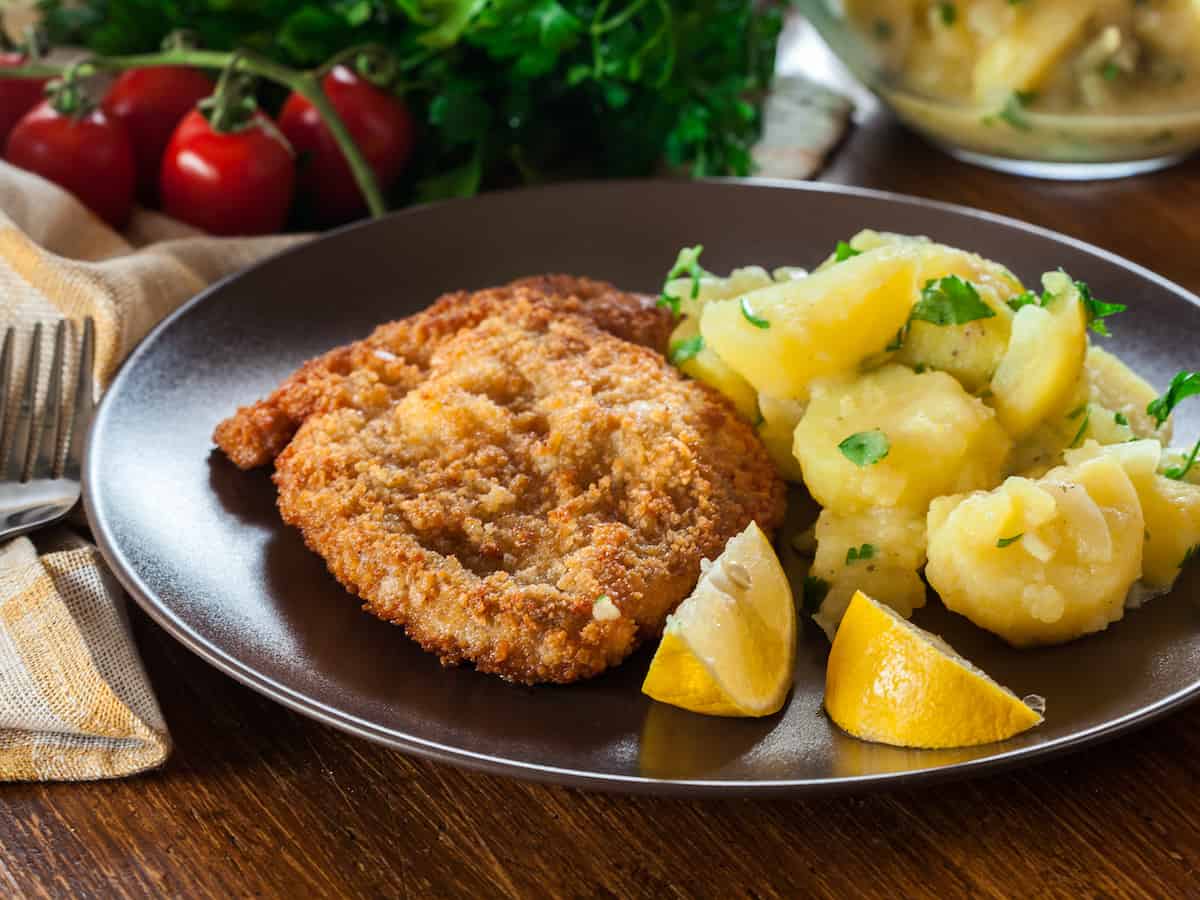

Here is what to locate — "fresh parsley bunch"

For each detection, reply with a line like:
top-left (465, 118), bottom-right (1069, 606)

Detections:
top-left (39, 0), bottom-right (784, 202)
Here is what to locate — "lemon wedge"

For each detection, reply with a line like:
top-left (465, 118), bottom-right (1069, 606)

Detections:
top-left (642, 521), bottom-right (796, 717)
top-left (825, 591), bottom-right (1044, 748)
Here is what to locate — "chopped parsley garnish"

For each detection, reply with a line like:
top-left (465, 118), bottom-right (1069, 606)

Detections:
top-left (835, 240), bottom-right (861, 263)
top-left (1147, 370), bottom-right (1200, 427)
top-left (996, 91), bottom-right (1035, 131)
top-left (1007, 290), bottom-right (1041, 312)
top-left (1114, 412), bottom-right (1129, 427)
top-left (845, 544), bottom-right (876, 564)
top-left (740, 297), bottom-right (770, 328)
top-left (910, 276), bottom-right (996, 326)
top-left (1165, 438), bottom-right (1200, 481)
top-left (885, 327), bottom-right (905, 352)
top-left (1069, 408), bottom-right (1091, 448)
top-left (802, 575), bottom-right (831, 613)
top-left (1074, 278), bottom-right (1126, 337)
top-left (997, 533), bottom-right (1024, 548)
top-left (838, 429), bottom-right (890, 467)
top-left (1101, 61), bottom-right (1121, 82)
top-left (669, 335), bottom-right (705, 366)
top-left (657, 245), bottom-right (707, 318)
top-left (1182, 545), bottom-right (1200, 568)
top-left (938, 2), bottom-right (957, 25)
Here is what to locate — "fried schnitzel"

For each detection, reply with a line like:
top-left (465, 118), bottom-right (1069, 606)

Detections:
top-left (213, 275), bottom-right (674, 470)
top-left (216, 276), bottom-right (785, 684)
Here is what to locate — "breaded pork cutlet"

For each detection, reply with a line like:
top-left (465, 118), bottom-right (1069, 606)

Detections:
top-left (213, 275), bottom-right (674, 470)
top-left (266, 297), bottom-right (786, 684)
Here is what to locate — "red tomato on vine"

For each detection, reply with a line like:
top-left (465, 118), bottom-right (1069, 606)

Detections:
top-left (5, 99), bottom-right (136, 229)
top-left (278, 65), bottom-right (414, 224)
top-left (159, 109), bottom-right (295, 236)
top-left (103, 66), bottom-right (213, 203)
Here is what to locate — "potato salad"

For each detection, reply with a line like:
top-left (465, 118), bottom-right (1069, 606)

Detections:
top-left (660, 231), bottom-right (1200, 648)
top-left (848, 0), bottom-right (1200, 116)
top-left (838, 0), bottom-right (1200, 163)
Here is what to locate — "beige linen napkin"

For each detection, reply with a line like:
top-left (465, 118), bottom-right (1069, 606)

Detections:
top-left (0, 160), bottom-right (306, 780)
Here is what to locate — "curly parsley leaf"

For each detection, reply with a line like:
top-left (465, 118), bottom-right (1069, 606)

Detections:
top-left (658, 244), bottom-right (707, 317)
top-left (740, 297), bottom-right (770, 329)
top-left (1069, 408), bottom-right (1091, 448)
top-left (834, 240), bottom-right (861, 263)
top-left (1074, 279), bottom-right (1126, 337)
top-left (669, 334), bottom-right (705, 366)
top-left (838, 430), bottom-right (890, 467)
top-left (845, 544), bottom-right (876, 564)
top-left (1114, 411), bottom-right (1129, 427)
top-left (1007, 290), bottom-right (1041, 313)
top-left (997, 533), bottom-right (1024, 548)
top-left (1165, 438), bottom-right (1200, 481)
top-left (911, 276), bottom-right (997, 326)
top-left (1148, 370), bottom-right (1200, 427)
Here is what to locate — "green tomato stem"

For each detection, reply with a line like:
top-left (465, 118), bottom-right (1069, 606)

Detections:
top-left (0, 48), bottom-right (388, 219)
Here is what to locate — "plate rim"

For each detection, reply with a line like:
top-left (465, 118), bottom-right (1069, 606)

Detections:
top-left (83, 177), bottom-right (1200, 796)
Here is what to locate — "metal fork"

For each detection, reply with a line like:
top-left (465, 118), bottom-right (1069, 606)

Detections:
top-left (0, 318), bottom-right (96, 542)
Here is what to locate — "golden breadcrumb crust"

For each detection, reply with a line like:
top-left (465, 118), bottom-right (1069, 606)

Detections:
top-left (213, 275), bottom-right (674, 469)
top-left (271, 299), bottom-right (785, 684)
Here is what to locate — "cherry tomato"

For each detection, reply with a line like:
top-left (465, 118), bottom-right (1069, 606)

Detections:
top-left (5, 101), bottom-right (136, 228)
top-left (0, 52), bottom-right (49, 146)
top-left (102, 66), bottom-right (212, 203)
top-left (159, 109), bottom-right (295, 236)
top-left (278, 65), bottom-right (414, 224)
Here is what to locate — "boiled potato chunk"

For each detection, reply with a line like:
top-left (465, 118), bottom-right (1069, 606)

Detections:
top-left (1066, 440), bottom-right (1200, 593)
top-left (700, 246), bottom-right (918, 399)
top-left (989, 271), bottom-right (1087, 439)
top-left (1086, 346), bottom-right (1172, 442)
top-left (793, 365), bottom-right (1011, 513)
top-left (820, 231), bottom-right (1020, 391)
top-left (926, 455), bottom-right (1144, 647)
top-left (668, 318), bottom-right (757, 422)
top-left (973, 3), bottom-right (1096, 104)
top-left (809, 507), bottom-right (928, 641)
top-left (665, 265), bottom-right (775, 320)
top-left (756, 394), bottom-right (807, 482)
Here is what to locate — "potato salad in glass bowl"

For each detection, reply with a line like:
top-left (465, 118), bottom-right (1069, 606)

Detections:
top-left (797, 0), bottom-right (1200, 178)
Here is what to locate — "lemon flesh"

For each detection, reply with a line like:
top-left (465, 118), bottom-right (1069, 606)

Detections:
top-left (642, 521), bottom-right (796, 717)
top-left (825, 591), bottom-right (1043, 749)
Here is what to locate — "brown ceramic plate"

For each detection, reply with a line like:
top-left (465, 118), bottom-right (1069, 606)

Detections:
top-left (84, 180), bottom-right (1200, 795)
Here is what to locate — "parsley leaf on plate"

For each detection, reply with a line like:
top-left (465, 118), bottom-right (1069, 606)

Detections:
top-left (838, 430), bottom-right (890, 467)
top-left (669, 334), bottom-right (705, 366)
top-left (740, 297), bottom-right (770, 329)
top-left (1148, 370), bottom-right (1200, 427)
top-left (845, 544), bottom-right (876, 564)
top-left (911, 275), bottom-right (996, 326)
top-left (1074, 278), bottom-right (1126, 337)
top-left (834, 240), bottom-right (861, 263)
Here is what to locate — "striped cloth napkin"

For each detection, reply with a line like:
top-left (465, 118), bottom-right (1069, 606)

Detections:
top-left (0, 161), bottom-right (305, 780)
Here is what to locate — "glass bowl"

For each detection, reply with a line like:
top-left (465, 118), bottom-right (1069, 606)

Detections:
top-left (795, 0), bottom-right (1200, 180)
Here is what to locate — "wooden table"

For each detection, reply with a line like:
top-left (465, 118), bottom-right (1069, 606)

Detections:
top-left (5, 115), bottom-right (1200, 900)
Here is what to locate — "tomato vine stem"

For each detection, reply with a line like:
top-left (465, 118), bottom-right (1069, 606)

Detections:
top-left (0, 48), bottom-right (388, 219)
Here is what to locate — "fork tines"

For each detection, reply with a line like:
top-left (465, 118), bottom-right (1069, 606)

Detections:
top-left (0, 318), bottom-right (96, 483)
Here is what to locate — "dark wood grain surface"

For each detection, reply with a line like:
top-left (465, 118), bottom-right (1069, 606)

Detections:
top-left (4, 113), bottom-right (1200, 900)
